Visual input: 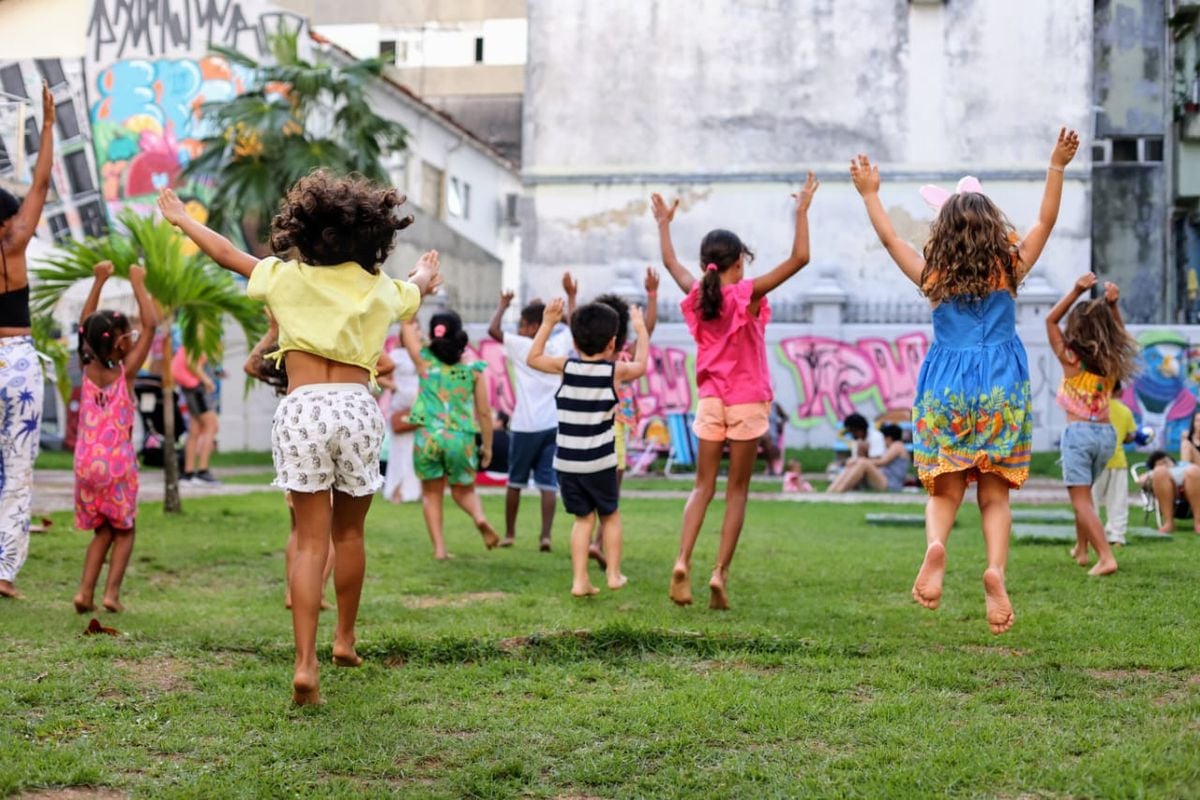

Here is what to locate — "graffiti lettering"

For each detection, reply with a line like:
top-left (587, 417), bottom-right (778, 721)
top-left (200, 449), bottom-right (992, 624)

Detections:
top-left (87, 0), bottom-right (301, 62)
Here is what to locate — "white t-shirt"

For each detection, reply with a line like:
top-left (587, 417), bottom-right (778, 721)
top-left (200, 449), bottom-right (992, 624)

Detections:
top-left (866, 427), bottom-right (886, 458)
top-left (503, 330), bottom-right (571, 433)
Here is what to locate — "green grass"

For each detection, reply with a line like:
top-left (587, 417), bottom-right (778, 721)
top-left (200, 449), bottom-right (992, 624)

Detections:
top-left (35, 449), bottom-right (276, 471)
top-left (4, 492), bottom-right (1199, 798)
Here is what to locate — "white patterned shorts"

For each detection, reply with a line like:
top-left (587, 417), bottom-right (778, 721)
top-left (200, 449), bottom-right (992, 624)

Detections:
top-left (271, 384), bottom-right (385, 497)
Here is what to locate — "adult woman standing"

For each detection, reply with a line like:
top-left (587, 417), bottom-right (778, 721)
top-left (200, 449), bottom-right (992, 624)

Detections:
top-left (0, 83), bottom-right (55, 599)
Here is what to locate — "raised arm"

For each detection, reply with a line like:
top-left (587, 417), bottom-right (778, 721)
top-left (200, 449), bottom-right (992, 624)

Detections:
top-left (1046, 272), bottom-right (1094, 365)
top-left (406, 249), bottom-right (443, 298)
top-left (6, 83), bottom-right (56, 250)
top-left (527, 297), bottom-right (568, 374)
top-left (562, 272), bottom-right (578, 322)
top-left (244, 312), bottom-right (279, 379)
top-left (123, 264), bottom-right (159, 375)
top-left (474, 373), bottom-right (494, 468)
top-left (1017, 128), bottom-right (1080, 273)
top-left (615, 306), bottom-right (649, 383)
top-left (651, 193), bottom-right (695, 294)
top-left (401, 318), bottom-right (428, 377)
top-left (157, 188), bottom-right (258, 277)
top-left (488, 290), bottom-right (513, 342)
top-left (850, 155), bottom-right (925, 286)
top-left (1103, 280), bottom-right (1125, 329)
top-left (80, 260), bottom-right (113, 326)
top-left (643, 266), bottom-right (659, 337)
top-left (752, 172), bottom-right (819, 300)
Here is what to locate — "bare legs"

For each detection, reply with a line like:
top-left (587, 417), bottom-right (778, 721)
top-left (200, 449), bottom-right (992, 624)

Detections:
top-left (913, 472), bottom-right (965, 609)
top-left (670, 439), bottom-right (756, 610)
top-left (1067, 484), bottom-right (1118, 576)
top-left (74, 523), bottom-right (135, 613)
top-left (450, 482), bottom-right (500, 549)
top-left (1152, 465), bottom-right (1200, 533)
top-left (500, 487), bottom-right (556, 551)
top-left (827, 458), bottom-right (888, 493)
top-left (284, 498), bottom-right (334, 609)
top-left (977, 474), bottom-right (1014, 634)
top-left (329, 492), bottom-right (372, 668)
top-left (422, 478), bottom-right (500, 559)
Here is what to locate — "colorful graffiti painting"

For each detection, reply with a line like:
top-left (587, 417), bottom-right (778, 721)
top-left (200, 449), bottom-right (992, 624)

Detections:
top-left (1129, 330), bottom-right (1200, 452)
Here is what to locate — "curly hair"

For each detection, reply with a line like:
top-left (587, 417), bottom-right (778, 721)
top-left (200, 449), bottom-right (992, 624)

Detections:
top-left (921, 193), bottom-right (1021, 303)
top-left (595, 293), bottom-right (630, 351)
top-left (269, 170), bottom-right (414, 274)
top-left (697, 229), bottom-right (754, 321)
top-left (1064, 298), bottom-right (1140, 384)
top-left (78, 310), bottom-right (131, 369)
top-left (428, 310), bottom-right (469, 365)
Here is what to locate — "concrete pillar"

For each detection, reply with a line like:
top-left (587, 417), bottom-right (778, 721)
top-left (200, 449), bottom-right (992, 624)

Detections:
top-left (803, 264), bottom-right (847, 329)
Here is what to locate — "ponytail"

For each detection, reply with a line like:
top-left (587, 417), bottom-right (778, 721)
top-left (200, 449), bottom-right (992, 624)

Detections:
top-left (696, 228), bottom-right (753, 321)
top-left (428, 310), bottom-right (469, 365)
top-left (78, 310), bottom-right (129, 369)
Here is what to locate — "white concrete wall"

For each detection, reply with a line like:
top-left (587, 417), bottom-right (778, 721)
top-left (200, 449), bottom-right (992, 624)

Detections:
top-left (0, 0), bottom-right (88, 59)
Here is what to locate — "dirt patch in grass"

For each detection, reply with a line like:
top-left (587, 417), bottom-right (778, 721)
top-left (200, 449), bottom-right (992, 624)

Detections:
top-left (1085, 668), bottom-right (1159, 681)
top-left (1153, 674), bottom-right (1200, 707)
top-left (960, 645), bottom-right (1027, 657)
top-left (18, 789), bottom-right (126, 799)
top-left (400, 591), bottom-right (509, 609)
top-left (115, 657), bottom-right (192, 694)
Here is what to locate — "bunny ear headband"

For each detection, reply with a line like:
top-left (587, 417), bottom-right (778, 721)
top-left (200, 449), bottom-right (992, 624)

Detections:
top-left (919, 176), bottom-right (984, 212)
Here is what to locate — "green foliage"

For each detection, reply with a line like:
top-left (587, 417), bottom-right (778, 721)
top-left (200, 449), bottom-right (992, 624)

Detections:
top-left (30, 312), bottom-right (71, 408)
top-left (31, 211), bottom-right (264, 360)
top-left (184, 32), bottom-right (408, 243)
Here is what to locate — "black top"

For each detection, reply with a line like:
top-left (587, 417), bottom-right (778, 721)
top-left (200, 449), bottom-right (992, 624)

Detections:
top-left (0, 249), bottom-right (31, 328)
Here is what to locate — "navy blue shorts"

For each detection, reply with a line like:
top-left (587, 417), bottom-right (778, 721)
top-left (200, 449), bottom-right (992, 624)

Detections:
top-left (508, 428), bottom-right (558, 491)
top-left (558, 468), bottom-right (619, 517)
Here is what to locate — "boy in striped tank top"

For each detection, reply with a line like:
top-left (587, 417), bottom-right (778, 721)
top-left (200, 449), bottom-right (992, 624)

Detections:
top-left (528, 297), bottom-right (649, 596)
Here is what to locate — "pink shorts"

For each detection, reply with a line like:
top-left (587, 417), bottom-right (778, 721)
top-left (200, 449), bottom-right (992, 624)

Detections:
top-left (693, 398), bottom-right (770, 442)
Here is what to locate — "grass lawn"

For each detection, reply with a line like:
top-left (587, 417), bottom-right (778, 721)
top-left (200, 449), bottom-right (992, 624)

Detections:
top-left (3, 492), bottom-right (1199, 798)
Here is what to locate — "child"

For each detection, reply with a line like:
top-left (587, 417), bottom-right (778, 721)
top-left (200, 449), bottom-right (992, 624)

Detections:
top-left (652, 171), bottom-right (819, 610)
top-left (407, 311), bottom-right (500, 559)
top-left (488, 293), bottom-right (571, 551)
top-left (158, 172), bottom-right (440, 706)
top-left (563, 267), bottom-right (660, 569)
top-left (384, 323), bottom-right (422, 504)
top-left (527, 297), bottom-right (649, 596)
top-left (1047, 274), bottom-right (1138, 574)
top-left (72, 261), bottom-right (158, 614)
top-left (1092, 380), bottom-right (1137, 546)
top-left (781, 460), bottom-right (812, 494)
top-left (850, 128), bottom-right (1078, 634)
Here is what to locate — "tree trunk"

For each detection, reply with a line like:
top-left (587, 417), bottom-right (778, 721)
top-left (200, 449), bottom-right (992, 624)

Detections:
top-left (161, 320), bottom-right (182, 513)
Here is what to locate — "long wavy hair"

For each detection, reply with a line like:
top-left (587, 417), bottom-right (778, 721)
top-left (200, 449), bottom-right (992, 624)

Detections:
top-left (1064, 299), bottom-right (1140, 383)
top-left (921, 193), bottom-right (1021, 303)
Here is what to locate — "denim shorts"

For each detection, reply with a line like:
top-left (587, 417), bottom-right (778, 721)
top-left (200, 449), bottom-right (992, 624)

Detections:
top-left (508, 427), bottom-right (558, 491)
top-left (1060, 422), bottom-right (1116, 487)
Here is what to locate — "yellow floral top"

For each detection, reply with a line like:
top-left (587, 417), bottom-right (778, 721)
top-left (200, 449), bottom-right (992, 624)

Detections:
top-left (1056, 368), bottom-right (1110, 422)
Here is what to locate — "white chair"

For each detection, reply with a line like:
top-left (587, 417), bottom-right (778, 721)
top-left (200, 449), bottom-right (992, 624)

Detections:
top-left (1129, 462), bottom-right (1161, 528)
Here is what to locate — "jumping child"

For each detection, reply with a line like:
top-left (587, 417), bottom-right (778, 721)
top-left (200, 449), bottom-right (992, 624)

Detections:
top-left (407, 310), bottom-right (500, 559)
top-left (159, 172), bottom-right (440, 705)
top-left (528, 298), bottom-right (649, 596)
top-left (1046, 274), bottom-right (1138, 575)
top-left (652, 171), bottom-right (819, 610)
top-left (72, 260), bottom-right (159, 614)
top-left (850, 127), bottom-right (1079, 633)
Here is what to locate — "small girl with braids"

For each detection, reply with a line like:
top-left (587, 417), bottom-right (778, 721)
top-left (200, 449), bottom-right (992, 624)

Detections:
top-left (72, 261), bottom-right (159, 614)
top-left (651, 172), bottom-right (819, 610)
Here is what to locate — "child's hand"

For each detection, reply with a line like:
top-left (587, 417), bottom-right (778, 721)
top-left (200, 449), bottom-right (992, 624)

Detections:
top-left (479, 444), bottom-right (492, 469)
top-left (849, 155), bottom-right (880, 197)
top-left (1104, 281), bottom-right (1120, 305)
top-left (498, 289), bottom-right (514, 309)
top-left (409, 250), bottom-right (442, 297)
top-left (41, 81), bottom-right (56, 125)
top-left (93, 260), bottom-right (115, 281)
top-left (644, 266), bottom-right (660, 294)
top-left (629, 305), bottom-right (647, 332)
top-left (650, 193), bottom-right (679, 226)
top-left (543, 297), bottom-right (564, 325)
top-left (1074, 272), bottom-right (1098, 294)
top-left (1051, 127), bottom-right (1080, 169)
top-left (156, 188), bottom-right (188, 227)
top-left (128, 263), bottom-right (146, 285)
top-left (562, 271), bottom-right (578, 297)
top-left (793, 171), bottom-right (820, 212)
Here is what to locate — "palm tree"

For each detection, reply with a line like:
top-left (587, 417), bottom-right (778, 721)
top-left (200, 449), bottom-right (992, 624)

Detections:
top-left (32, 212), bottom-right (265, 513)
top-left (184, 29), bottom-right (409, 249)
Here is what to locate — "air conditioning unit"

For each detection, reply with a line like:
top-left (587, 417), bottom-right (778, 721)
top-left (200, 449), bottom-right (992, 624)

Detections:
top-left (503, 192), bottom-right (520, 227)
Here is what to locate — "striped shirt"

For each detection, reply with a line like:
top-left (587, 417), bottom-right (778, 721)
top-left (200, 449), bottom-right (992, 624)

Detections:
top-left (554, 359), bottom-right (618, 473)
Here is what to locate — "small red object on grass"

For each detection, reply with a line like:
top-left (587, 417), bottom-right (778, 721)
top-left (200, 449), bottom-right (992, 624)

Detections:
top-left (84, 618), bottom-right (120, 636)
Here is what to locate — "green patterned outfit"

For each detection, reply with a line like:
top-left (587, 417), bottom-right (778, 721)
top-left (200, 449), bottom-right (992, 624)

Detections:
top-left (409, 349), bottom-right (486, 485)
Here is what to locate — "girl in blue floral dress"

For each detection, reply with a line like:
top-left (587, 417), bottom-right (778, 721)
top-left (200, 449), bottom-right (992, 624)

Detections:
top-left (408, 311), bottom-right (500, 559)
top-left (850, 127), bottom-right (1080, 635)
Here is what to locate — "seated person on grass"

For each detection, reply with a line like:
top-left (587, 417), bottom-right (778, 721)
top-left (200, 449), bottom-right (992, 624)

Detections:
top-left (827, 423), bottom-right (910, 493)
top-left (1142, 449), bottom-right (1200, 533)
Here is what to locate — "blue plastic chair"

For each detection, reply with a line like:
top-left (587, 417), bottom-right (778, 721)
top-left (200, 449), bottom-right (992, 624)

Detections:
top-left (665, 412), bottom-right (699, 475)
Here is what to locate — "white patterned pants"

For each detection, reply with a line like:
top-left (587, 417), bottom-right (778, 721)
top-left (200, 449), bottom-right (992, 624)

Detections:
top-left (0, 337), bottom-right (43, 582)
top-left (1091, 467), bottom-right (1129, 545)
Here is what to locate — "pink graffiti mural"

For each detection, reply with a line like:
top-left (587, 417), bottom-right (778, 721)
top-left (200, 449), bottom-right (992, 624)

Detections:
top-left (779, 332), bottom-right (929, 423)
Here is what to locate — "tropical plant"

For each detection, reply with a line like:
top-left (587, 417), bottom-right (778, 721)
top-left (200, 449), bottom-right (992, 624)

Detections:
top-left (30, 312), bottom-right (71, 410)
top-left (184, 28), bottom-right (409, 248)
top-left (32, 212), bottom-right (265, 513)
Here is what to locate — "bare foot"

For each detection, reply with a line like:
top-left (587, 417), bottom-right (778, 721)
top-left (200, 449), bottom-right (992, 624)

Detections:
top-left (0, 580), bottom-right (23, 599)
top-left (911, 542), bottom-right (946, 610)
top-left (102, 597), bottom-right (125, 613)
top-left (539, 537), bottom-right (552, 553)
top-left (571, 583), bottom-right (600, 597)
top-left (320, 597), bottom-right (334, 611)
top-left (332, 642), bottom-right (363, 668)
top-left (73, 593), bottom-right (95, 614)
top-left (477, 519), bottom-right (500, 550)
top-left (982, 568), bottom-right (1014, 635)
top-left (607, 572), bottom-right (627, 590)
top-left (1088, 557), bottom-right (1118, 577)
top-left (708, 571), bottom-right (729, 611)
top-left (669, 563), bottom-right (692, 606)
top-left (1070, 545), bottom-right (1089, 566)
top-left (434, 551), bottom-right (455, 561)
top-left (284, 595), bottom-right (291, 610)
top-left (292, 667), bottom-right (322, 706)
top-left (588, 543), bottom-right (608, 571)
top-left (498, 536), bottom-right (515, 548)
top-left (1159, 522), bottom-right (1175, 533)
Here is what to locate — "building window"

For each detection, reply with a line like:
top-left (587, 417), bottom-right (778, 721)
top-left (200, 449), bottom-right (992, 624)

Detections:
top-left (64, 150), bottom-right (94, 196)
top-left (447, 177), bottom-right (470, 219)
top-left (1094, 137), bottom-right (1164, 165)
top-left (35, 59), bottom-right (66, 87)
top-left (56, 99), bottom-right (80, 140)
top-left (48, 213), bottom-right (71, 244)
top-left (1144, 138), bottom-right (1164, 162)
top-left (0, 65), bottom-right (26, 99)
top-left (79, 200), bottom-right (107, 238)
top-left (1091, 144), bottom-right (1107, 163)
top-left (0, 136), bottom-right (10, 172)
top-left (24, 117), bottom-right (39, 155)
top-left (1111, 138), bottom-right (1139, 162)
top-left (380, 40), bottom-right (397, 64)
top-left (421, 161), bottom-right (445, 218)
top-left (474, 36), bottom-right (485, 63)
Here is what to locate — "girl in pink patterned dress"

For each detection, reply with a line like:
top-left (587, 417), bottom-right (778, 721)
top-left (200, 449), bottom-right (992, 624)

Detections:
top-left (72, 261), bottom-right (158, 614)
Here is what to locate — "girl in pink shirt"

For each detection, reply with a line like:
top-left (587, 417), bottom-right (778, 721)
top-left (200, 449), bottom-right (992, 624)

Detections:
top-left (652, 173), bottom-right (819, 610)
